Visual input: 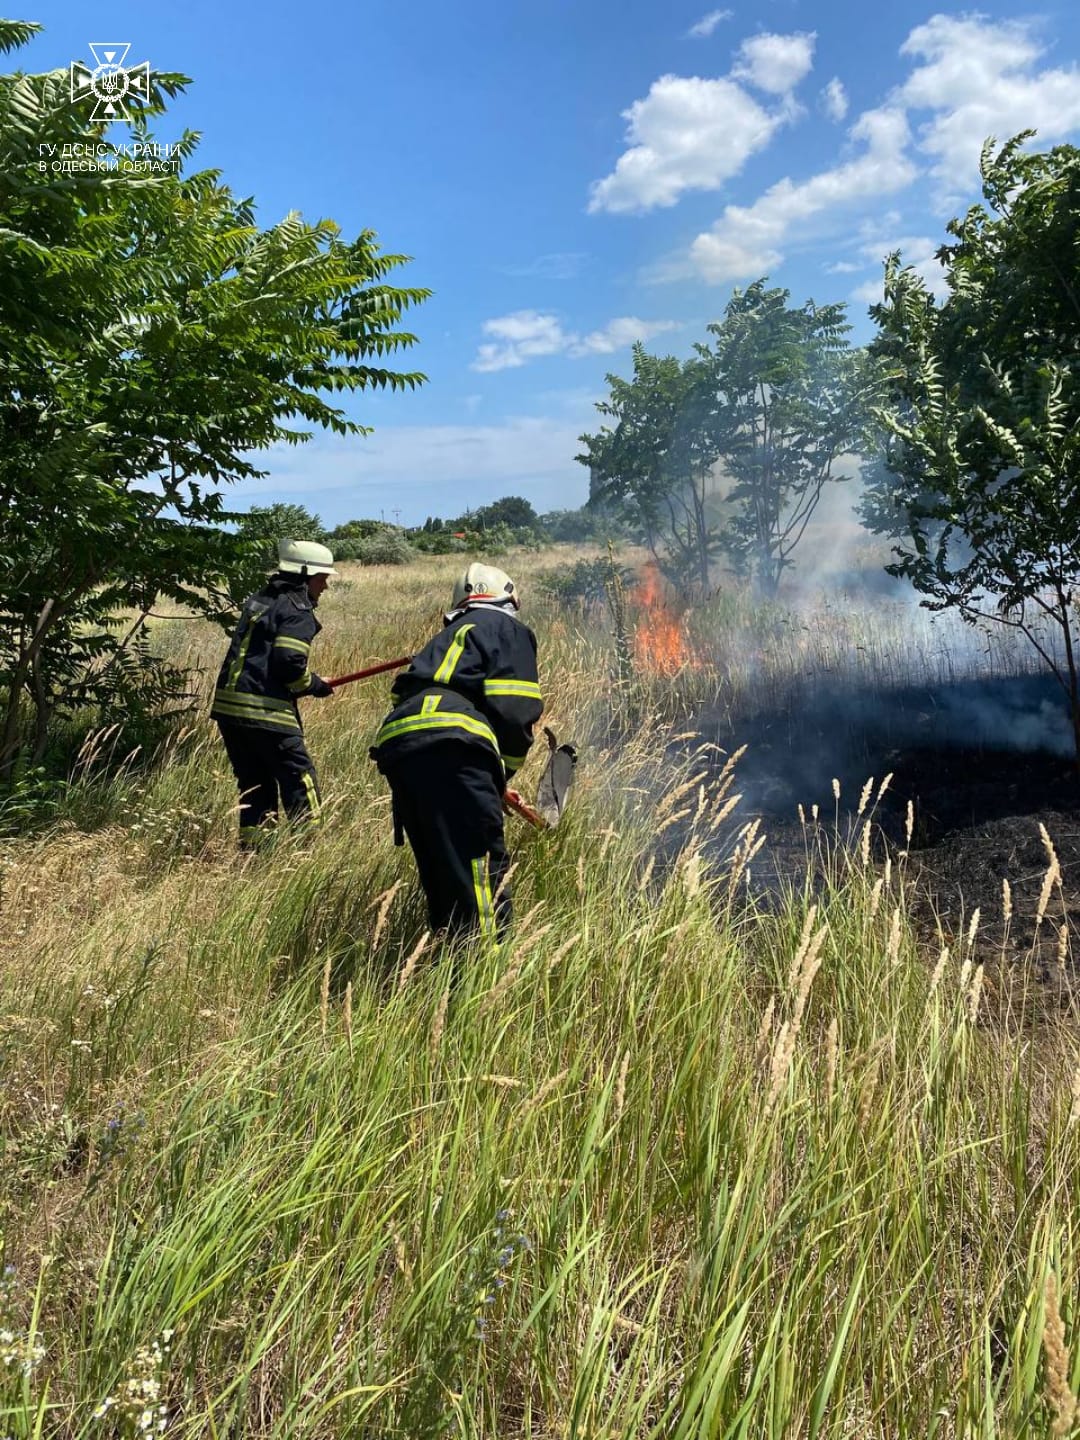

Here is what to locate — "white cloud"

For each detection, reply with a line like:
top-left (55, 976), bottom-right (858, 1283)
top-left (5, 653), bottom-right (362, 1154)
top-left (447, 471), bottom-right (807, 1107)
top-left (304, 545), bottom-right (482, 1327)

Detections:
top-left (231, 418), bottom-right (593, 522)
top-left (688, 105), bottom-right (916, 283)
top-left (647, 13), bottom-right (1080, 293)
top-left (824, 259), bottom-right (861, 274)
top-left (472, 311), bottom-right (678, 371)
top-left (587, 74), bottom-right (785, 214)
top-left (851, 233), bottom-right (948, 304)
top-left (688, 8), bottom-right (732, 39)
top-left (733, 32), bottom-right (816, 96)
top-left (570, 316), bottom-right (679, 355)
top-left (472, 311), bottom-right (570, 372)
top-left (821, 77), bottom-right (848, 122)
top-left (898, 14), bottom-right (1080, 197)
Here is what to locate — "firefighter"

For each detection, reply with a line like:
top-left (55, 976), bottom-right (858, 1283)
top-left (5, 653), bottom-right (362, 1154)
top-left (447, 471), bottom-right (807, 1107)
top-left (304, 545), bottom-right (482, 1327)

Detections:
top-left (371, 562), bottom-right (543, 941)
top-left (212, 539), bottom-right (336, 848)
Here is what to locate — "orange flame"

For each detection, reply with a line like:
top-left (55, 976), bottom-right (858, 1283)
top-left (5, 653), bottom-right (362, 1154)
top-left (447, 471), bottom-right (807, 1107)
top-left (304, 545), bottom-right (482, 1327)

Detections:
top-left (632, 563), bottom-right (698, 676)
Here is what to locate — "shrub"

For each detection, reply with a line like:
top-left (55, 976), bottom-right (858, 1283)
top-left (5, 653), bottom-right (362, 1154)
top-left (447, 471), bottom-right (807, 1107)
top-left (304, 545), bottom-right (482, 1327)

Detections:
top-left (537, 555), bottom-right (632, 605)
top-left (356, 529), bottom-right (414, 566)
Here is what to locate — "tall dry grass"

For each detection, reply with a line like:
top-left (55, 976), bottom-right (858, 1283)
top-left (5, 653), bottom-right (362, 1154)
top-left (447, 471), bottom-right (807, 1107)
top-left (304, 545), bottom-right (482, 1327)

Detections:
top-left (0, 550), bottom-right (1078, 1438)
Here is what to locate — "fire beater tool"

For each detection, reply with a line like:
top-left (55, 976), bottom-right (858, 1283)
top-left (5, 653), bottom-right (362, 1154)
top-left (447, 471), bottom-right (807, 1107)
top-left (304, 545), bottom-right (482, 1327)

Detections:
top-left (535, 726), bottom-right (578, 827)
top-left (327, 656), bottom-right (413, 689)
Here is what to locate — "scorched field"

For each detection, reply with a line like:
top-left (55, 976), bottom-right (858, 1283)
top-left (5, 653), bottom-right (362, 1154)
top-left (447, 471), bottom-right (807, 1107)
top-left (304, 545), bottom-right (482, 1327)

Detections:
top-left (2, 550), bottom-right (1079, 1439)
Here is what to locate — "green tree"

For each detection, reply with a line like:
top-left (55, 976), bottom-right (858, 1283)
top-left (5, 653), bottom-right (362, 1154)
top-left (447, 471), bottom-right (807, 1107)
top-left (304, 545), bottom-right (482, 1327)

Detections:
top-left (0, 24), bottom-right (429, 778)
top-left (474, 496), bottom-right (537, 530)
top-left (579, 345), bottom-right (720, 595)
top-left (703, 281), bottom-right (865, 598)
top-left (330, 518), bottom-right (391, 541)
top-left (579, 292), bottom-right (864, 598)
top-left (356, 529), bottom-right (414, 565)
top-left (231, 504), bottom-right (327, 599)
top-left (865, 135), bottom-right (1080, 758)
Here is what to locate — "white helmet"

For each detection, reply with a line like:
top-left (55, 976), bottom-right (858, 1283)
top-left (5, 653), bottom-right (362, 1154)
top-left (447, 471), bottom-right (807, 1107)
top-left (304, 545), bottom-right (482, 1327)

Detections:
top-left (277, 539), bottom-right (337, 577)
top-left (452, 562), bottom-right (519, 611)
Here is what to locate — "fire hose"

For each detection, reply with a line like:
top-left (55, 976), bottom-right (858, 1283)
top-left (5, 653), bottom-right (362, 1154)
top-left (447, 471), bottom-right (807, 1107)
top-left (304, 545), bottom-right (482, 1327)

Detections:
top-left (324, 657), bottom-right (560, 830)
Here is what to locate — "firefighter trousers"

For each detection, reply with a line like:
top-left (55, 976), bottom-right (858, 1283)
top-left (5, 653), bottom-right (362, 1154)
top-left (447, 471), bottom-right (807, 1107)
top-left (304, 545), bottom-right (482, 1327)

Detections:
top-left (382, 742), bottom-right (510, 941)
top-left (217, 721), bottom-right (322, 846)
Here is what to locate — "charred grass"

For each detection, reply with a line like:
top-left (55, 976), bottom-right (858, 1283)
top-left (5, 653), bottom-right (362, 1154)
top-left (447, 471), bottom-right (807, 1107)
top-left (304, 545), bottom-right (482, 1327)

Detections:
top-left (1, 552), bottom-right (1080, 1437)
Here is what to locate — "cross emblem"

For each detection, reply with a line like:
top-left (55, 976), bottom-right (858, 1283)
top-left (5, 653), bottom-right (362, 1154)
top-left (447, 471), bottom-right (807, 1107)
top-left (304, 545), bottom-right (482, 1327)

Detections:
top-left (70, 42), bottom-right (151, 122)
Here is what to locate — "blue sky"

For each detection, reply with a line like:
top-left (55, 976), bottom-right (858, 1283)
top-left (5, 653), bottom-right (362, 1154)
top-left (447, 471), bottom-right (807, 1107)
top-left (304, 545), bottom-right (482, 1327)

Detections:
top-left (26, 0), bottom-right (1080, 526)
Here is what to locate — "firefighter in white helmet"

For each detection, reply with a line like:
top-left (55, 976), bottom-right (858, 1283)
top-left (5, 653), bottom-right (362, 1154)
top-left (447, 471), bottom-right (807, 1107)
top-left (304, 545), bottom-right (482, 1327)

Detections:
top-left (371, 562), bottom-right (543, 941)
top-left (212, 539), bottom-right (336, 847)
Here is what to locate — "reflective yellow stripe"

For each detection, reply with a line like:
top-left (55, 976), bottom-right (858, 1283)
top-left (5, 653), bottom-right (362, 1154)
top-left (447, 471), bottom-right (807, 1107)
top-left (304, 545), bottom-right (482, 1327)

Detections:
top-left (483, 679), bottom-right (542, 700)
top-left (286, 671), bottom-right (313, 694)
top-left (273, 636), bottom-right (311, 655)
top-left (503, 754), bottom-right (526, 774)
top-left (421, 694), bottom-right (441, 715)
top-left (212, 698), bottom-right (300, 731)
top-left (472, 857), bottom-right (496, 938)
top-left (227, 620), bottom-right (256, 690)
top-left (213, 711), bottom-right (299, 732)
top-left (224, 602), bottom-right (271, 690)
top-left (376, 711), bottom-right (499, 752)
top-left (433, 624), bottom-right (475, 684)
top-left (301, 772), bottom-right (321, 825)
top-left (214, 689), bottom-right (295, 713)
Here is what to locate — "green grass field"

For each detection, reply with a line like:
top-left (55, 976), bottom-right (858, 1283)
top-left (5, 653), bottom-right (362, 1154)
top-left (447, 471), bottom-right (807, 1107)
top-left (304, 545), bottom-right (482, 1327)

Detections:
top-left (2, 552), bottom-right (1078, 1438)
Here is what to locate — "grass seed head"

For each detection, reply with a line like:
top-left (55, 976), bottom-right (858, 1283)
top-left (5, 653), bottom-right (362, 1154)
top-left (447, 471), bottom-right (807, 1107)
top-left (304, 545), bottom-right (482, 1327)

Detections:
top-left (766, 1020), bottom-right (793, 1108)
top-left (1042, 1270), bottom-right (1078, 1437)
top-left (430, 984), bottom-right (450, 1062)
top-left (887, 906), bottom-right (902, 965)
top-left (370, 880), bottom-right (402, 951)
top-left (1036, 859), bottom-right (1062, 931)
top-left (398, 930), bottom-right (430, 989)
top-left (857, 776), bottom-right (874, 819)
top-left (788, 905), bottom-right (819, 990)
top-left (967, 908), bottom-right (982, 949)
top-left (526, 1067), bottom-right (571, 1112)
top-left (967, 963), bottom-right (985, 1022)
top-left (613, 1049), bottom-right (630, 1123)
top-left (319, 952), bottom-right (331, 1036)
top-left (754, 995), bottom-right (777, 1063)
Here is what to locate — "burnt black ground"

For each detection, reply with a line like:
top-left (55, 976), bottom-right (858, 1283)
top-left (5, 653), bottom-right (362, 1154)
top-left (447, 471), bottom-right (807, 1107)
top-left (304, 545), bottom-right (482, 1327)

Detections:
top-left (686, 669), bottom-right (1080, 993)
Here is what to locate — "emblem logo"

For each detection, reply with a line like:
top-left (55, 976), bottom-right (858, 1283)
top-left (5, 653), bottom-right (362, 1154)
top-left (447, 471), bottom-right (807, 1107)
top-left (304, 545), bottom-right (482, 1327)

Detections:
top-left (70, 43), bottom-right (151, 122)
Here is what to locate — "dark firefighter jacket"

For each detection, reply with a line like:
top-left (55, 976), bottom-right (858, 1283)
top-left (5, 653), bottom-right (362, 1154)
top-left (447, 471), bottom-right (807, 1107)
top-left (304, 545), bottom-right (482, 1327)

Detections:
top-left (372, 603), bottom-right (542, 780)
top-left (210, 576), bottom-right (324, 734)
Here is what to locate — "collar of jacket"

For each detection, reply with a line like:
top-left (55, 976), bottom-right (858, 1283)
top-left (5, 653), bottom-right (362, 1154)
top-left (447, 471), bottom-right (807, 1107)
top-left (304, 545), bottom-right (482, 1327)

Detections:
top-left (442, 600), bottom-right (517, 626)
top-left (268, 574), bottom-right (317, 608)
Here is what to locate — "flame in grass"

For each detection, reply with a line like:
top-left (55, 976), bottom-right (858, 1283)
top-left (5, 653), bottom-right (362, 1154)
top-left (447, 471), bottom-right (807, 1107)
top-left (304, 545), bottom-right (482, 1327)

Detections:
top-left (633, 563), bottom-right (699, 676)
